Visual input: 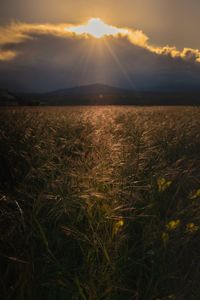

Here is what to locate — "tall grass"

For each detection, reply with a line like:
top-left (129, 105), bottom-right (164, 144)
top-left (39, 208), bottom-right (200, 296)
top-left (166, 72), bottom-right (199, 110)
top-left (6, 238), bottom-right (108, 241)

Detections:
top-left (0, 106), bottom-right (200, 300)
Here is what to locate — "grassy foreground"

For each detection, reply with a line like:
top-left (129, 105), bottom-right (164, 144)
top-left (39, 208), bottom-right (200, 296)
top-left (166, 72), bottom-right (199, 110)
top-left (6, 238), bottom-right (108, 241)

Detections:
top-left (0, 106), bottom-right (200, 300)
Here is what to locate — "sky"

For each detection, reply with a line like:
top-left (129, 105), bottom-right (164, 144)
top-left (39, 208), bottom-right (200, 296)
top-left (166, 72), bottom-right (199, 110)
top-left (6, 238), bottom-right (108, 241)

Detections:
top-left (0, 0), bottom-right (200, 92)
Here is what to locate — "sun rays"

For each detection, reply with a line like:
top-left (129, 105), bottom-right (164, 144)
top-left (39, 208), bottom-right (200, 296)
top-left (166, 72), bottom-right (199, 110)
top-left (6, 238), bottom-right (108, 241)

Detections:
top-left (0, 18), bottom-right (200, 63)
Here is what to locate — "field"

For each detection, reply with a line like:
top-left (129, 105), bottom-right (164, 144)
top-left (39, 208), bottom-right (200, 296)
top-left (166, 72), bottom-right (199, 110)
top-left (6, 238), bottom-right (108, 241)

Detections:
top-left (1, 106), bottom-right (200, 300)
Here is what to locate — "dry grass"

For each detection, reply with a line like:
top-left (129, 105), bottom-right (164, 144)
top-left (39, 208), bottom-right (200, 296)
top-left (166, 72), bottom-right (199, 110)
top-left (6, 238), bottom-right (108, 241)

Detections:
top-left (0, 106), bottom-right (200, 300)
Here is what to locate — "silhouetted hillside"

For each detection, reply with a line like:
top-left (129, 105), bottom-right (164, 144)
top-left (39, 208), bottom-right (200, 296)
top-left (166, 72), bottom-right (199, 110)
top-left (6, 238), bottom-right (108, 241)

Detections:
top-left (3, 84), bottom-right (200, 106)
top-left (49, 84), bottom-right (132, 96)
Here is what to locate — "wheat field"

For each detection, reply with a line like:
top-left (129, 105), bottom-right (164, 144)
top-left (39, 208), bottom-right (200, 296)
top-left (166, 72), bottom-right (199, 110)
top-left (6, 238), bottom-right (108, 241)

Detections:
top-left (0, 106), bottom-right (200, 300)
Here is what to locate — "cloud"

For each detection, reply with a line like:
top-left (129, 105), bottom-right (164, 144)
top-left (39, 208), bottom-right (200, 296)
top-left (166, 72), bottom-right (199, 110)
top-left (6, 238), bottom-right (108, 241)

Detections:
top-left (0, 19), bottom-right (200, 92)
top-left (0, 19), bottom-right (200, 64)
top-left (148, 45), bottom-right (200, 62)
top-left (67, 18), bottom-right (128, 38)
top-left (0, 22), bottom-right (75, 48)
top-left (127, 30), bottom-right (149, 47)
top-left (0, 50), bottom-right (17, 61)
top-left (0, 22), bottom-right (74, 60)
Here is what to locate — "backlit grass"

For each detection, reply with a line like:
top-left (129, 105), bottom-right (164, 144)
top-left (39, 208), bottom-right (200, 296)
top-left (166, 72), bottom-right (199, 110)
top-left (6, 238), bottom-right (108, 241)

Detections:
top-left (0, 106), bottom-right (200, 300)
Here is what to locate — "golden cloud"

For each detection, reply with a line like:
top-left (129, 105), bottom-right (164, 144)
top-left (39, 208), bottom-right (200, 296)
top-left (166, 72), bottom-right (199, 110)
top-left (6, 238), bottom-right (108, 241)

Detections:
top-left (67, 18), bottom-right (129, 38)
top-left (0, 19), bottom-right (200, 63)
top-left (0, 22), bottom-right (73, 45)
top-left (0, 50), bottom-right (17, 61)
top-left (127, 30), bottom-right (149, 47)
top-left (148, 45), bottom-right (200, 62)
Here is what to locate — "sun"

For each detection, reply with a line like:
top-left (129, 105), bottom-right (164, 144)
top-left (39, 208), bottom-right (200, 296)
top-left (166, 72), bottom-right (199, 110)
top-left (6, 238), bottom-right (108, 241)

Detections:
top-left (67, 18), bottom-right (128, 38)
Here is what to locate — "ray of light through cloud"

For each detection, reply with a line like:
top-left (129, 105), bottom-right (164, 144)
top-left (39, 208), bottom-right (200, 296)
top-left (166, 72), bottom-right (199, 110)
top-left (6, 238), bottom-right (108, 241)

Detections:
top-left (0, 18), bottom-right (200, 66)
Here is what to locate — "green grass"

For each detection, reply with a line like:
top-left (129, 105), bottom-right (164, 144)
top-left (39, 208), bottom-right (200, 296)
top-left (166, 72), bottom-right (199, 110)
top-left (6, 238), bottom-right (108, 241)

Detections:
top-left (0, 106), bottom-right (200, 300)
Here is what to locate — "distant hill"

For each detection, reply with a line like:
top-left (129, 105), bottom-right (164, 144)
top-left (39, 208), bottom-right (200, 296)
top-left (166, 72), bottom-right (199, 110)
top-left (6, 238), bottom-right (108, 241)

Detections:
top-left (48, 84), bottom-right (133, 96)
top-left (19, 84), bottom-right (138, 105)
top-left (2, 84), bottom-right (200, 106)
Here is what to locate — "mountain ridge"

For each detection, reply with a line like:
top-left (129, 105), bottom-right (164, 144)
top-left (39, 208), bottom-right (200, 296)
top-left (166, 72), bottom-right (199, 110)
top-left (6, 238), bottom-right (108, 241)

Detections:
top-left (1, 84), bottom-right (200, 106)
top-left (47, 83), bottom-right (134, 96)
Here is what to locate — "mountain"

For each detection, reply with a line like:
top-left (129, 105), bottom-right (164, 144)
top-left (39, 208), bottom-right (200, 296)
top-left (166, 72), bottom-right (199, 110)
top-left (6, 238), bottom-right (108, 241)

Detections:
top-left (48, 84), bottom-right (133, 96)
top-left (20, 84), bottom-right (139, 105)
top-left (3, 83), bottom-right (200, 106)
top-left (28, 84), bottom-right (200, 106)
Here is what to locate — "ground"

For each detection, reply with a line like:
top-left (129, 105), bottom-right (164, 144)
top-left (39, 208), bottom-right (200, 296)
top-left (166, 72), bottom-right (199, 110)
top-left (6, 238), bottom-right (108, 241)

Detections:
top-left (0, 106), bottom-right (200, 300)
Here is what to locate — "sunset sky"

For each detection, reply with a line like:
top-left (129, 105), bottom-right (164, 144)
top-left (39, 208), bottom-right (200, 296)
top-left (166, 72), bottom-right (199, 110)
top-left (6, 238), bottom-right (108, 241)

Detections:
top-left (1, 0), bottom-right (200, 92)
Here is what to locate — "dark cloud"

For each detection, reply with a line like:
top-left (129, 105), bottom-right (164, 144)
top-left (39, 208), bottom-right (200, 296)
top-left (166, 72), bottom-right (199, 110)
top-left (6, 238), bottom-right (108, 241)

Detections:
top-left (1, 31), bottom-right (200, 93)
